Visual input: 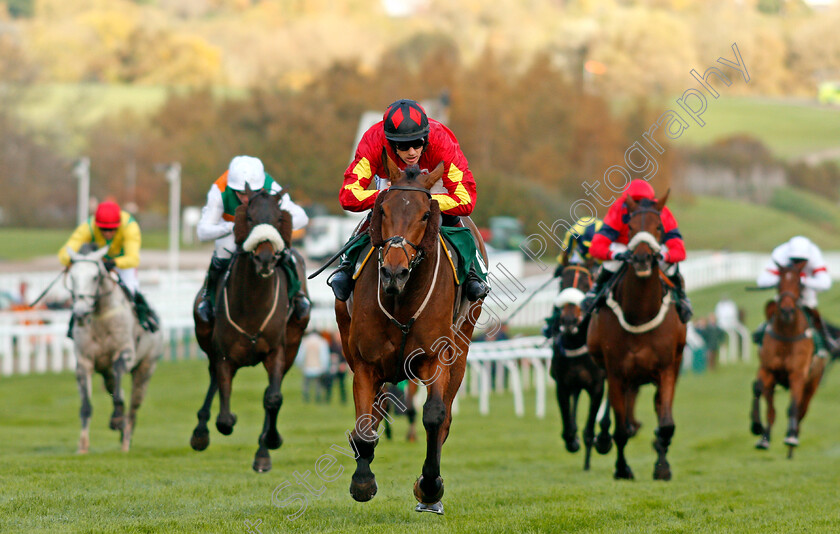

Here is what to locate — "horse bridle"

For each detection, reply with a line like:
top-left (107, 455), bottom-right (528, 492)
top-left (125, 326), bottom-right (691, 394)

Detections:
top-left (627, 205), bottom-right (665, 254)
top-left (562, 264), bottom-right (593, 292)
top-left (376, 185), bottom-right (433, 275)
top-left (373, 184), bottom-right (440, 362)
top-left (64, 259), bottom-right (115, 305)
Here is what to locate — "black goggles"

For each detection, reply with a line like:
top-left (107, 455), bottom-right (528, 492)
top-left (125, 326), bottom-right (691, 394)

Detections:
top-left (394, 138), bottom-right (425, 151)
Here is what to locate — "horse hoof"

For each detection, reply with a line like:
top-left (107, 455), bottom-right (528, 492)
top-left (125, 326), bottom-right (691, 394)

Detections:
top-left (595, 434), bottom-right (612, 455)
top-left (264, 431), bottom-right (283, 450)
top-left (564, 438), bottom-right (581, 453)
top-left (190, 430), bottom-right (210, 451)
top-left (755, 437), bottom-right (770, 450)
top-left (109, 417), bottom-right (124, 431)
top-left (349, 476), bottom-right (378, 502)
top-left (784, 436), bottom-right (799, 447)
top-left (414, 475), bottom-right (445, 504)
top-left (750, 422), bottom-right (764, 436)
top-left (653, 462), bottom-right (672, 481)
top-left (614, 466), bottom-right (634, 480)
top-left (628, 422), bottom-right (642, 438)
top-left (253, 454), bottom-right (272, 473)
top-left (415, 501), bottom-right (444, 515)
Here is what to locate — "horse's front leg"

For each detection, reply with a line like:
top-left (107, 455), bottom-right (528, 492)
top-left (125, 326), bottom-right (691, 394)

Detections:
top-left (215, 359), bottom-right (238, 435)
top-left (607, 375), bottom-right (633, 480)
top-left (582, 381), bottom-right (605, 471)
top-left (190, 363), bottom-right (218, 451)
top-left (108, 349), bottom-right (132, 443)
top-left (349, 364), bottom-right (384, 502)
top-left (756, 369), bottom-right (775, 449)
top-left (75, 358), bottom-right (94, 454)
top-left (750, 373), bottom-right (765, 436)
top-left (556, 382), bottom-right (579, 453)
top-left (413, 357), bottom-right (451, 510)
top-left (784, 372), bottom-right (807, 452)
top-left (595, 395), bottom-right (613, 455)
top-left (652, 369), bottom-right (677, 481)
top-left (254, 347), bottom-right (287, 473)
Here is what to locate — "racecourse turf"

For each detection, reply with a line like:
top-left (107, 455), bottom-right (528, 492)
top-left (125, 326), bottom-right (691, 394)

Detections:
top-left (1, 357), bottom-right (839, 533)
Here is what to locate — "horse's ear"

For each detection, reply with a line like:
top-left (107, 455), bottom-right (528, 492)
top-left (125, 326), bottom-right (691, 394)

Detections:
top-left (419, 161), bottom-right (445, 190)
top-left (66, 247), bottom-right (79, 263)
top-left (277, 210), bottom-right (293, 248)
top-left (93, 246), bottom-right (110, 261)
top-left (273, 188), bottom-right (286, 206)
top-left (383, 150), bottom-right (402, 182)
top-left (625, 194), bottom-right (638, 212)
top-left (233, 204), bottom-right (249, 245)
top-left (655, 188), bottom-right (670, 211)
top-left (764, 300), bottom-right (777, 321)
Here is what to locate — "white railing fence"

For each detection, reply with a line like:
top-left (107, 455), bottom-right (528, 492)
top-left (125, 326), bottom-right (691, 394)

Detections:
top-left (2, 250), bottom-right (831, 377)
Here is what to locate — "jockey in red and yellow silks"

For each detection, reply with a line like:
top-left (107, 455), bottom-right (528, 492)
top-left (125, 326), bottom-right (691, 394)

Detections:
top-left (583, 179), bottom-right (693, 323)
top-left (340, 119), bottom-right (477, 217)
top-left (329, 98), bottom-right (488, 302)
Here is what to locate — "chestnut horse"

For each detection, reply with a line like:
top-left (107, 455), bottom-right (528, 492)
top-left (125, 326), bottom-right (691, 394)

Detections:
top-left (587, 192), bottom-right (686, 480)
top-left (750, 262), bottom-right (825, 458)
top-left (335, 161), bottom-right (485, 514)
top-left (190, 187), bottom-right (309, 472)
top-left (549, 264), bottom-right (611, 470)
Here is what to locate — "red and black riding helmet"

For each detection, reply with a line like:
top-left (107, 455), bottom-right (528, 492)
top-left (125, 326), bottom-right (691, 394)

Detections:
top-left (383, 99), bottom-right (429, 142)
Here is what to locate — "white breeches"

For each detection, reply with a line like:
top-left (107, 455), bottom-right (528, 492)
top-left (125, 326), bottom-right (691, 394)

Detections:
top-left (115, 267), bottom-right (139, 294)
top-left (214, 233), bottom-right (238, 260)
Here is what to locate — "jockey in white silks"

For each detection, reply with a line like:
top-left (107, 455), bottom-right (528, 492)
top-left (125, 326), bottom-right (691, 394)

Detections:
top-left (196, 155), bottom-right (310, 322)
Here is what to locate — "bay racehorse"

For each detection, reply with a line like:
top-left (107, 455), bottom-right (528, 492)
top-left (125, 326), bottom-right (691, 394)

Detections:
top-left (549, 264), bottom-right (611, 470)
top-left (65, 245), bottom-right (162, 453)
top-left (335, 160), bottom-right (485, 514)
top-left (750, 262), bottom-right (825, 458)
top-left (587, 192), bottom-right (686, 480)
top-left (190, 186), bottom-right (310, 472)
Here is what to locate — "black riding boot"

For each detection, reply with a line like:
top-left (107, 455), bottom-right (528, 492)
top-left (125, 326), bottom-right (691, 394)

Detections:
top-left (580, 268), bottom-right (613, 313)
top-left (464, 265), bottom-right (489, 301)
top-left (134, 291), bottom-right (159, 332)
top-left (668, 271), bottom-right (693, 323)
top-left (67, 315), bottom-right (75, 339)
top-left (328, 256), bottom-right (355, 302)
top-left (197, 255), bottom-right (230, 322)
top-left (752, 322), bottom-right (767, 346)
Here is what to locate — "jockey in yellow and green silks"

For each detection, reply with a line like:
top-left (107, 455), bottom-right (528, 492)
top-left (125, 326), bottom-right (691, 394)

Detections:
top-left (58, 200), bottom-right (159, 333)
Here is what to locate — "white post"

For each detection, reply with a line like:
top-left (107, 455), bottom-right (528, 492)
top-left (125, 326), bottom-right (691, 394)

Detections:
top-left (73, 157), bottom-right (90, 227)
top-left (165, 163), bottom-right (181, 279)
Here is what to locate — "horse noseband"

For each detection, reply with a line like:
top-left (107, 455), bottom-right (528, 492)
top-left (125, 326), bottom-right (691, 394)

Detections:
top-left (378, 235), bottom-right (424, 273)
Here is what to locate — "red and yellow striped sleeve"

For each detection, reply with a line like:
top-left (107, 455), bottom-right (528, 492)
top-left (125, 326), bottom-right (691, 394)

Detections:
top-left (428, 123), bottom-right (476, 216)
top-left (339, 125), bottom-right (383, 212)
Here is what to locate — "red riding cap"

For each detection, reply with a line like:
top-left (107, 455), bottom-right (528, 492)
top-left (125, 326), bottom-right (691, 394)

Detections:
top-left (625, 179), bottom-right (655, 200)
top-left (95, 201), bottom-right (121, 229)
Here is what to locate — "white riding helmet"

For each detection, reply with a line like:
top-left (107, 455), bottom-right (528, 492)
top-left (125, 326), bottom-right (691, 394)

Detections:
top-left (227, 155), bottom-right (265, 192)
top-left (788, 235), bottom-right (812, 262)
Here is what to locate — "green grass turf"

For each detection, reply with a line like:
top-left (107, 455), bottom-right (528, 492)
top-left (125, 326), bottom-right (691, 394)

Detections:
top-left (2, 355), bottom-right (840, 533)
top-left (667, 96), bottom-right (840, 160)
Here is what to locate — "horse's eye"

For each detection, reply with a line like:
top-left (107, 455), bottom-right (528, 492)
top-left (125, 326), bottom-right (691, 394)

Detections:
top-left (422, 211), bottom-right (430, 221)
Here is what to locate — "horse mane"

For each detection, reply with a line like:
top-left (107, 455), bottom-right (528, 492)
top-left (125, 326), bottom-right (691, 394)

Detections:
top-left (369, 190), bottom-right (441, 253)
top-left (232, 192), bottom-right (293, 247)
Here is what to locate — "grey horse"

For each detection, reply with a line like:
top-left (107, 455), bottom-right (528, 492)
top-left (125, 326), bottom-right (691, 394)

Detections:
top-left (65, 245), bottom-right (162, 453)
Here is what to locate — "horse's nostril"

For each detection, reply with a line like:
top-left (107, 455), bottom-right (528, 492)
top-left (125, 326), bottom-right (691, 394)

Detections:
top-left (380, 267), bottom-right (392, 283)
top-left (397, 268), bottom-right (410, 281)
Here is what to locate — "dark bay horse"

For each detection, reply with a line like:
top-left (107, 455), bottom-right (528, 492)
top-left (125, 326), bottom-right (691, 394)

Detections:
top-left (190, 186), bottom-right (310, 472)
top-left (549, 264), bottom-right (611, 470)
top-left (587, 192), bottom-right (686, 480)
top-left (750, 262), bottom-right (825, 458)
top-left (335, 160), bottom-right (485, 514)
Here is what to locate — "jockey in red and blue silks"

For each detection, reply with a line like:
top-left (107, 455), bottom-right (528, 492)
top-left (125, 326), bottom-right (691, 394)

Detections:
top-left (582, 179), bottom-right (693, 323)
